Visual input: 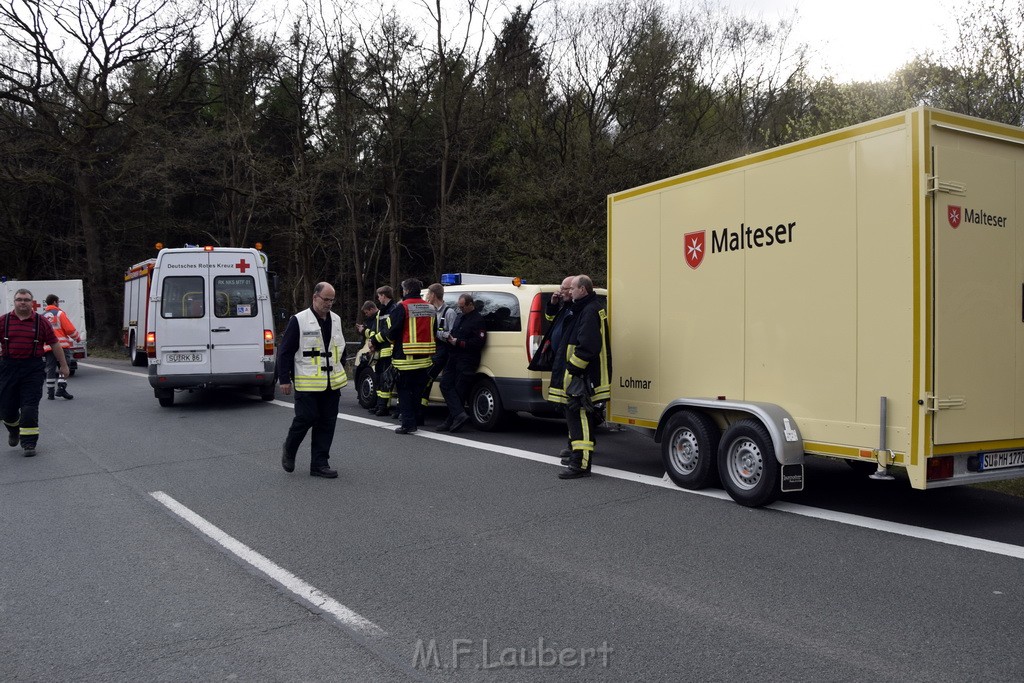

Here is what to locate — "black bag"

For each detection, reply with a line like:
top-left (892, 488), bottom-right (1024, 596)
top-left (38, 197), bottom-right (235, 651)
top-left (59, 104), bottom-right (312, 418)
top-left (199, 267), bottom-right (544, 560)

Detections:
top-left (528, 339), bottom-right (554, 372)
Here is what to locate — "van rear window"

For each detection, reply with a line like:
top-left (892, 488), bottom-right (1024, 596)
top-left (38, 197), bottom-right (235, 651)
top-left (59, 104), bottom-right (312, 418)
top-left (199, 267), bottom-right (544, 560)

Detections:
top-left (161, 276), bottom-right (205, 318)
top-left (214, 276), bottom-right (258, 318)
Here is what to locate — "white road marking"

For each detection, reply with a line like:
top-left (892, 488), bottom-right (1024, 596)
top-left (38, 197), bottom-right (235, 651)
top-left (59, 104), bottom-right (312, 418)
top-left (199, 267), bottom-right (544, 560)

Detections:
top-left (149, 490), bottom-right (385, 637)
top-left (78, 361), bottom-right (149, 378)
top-left (325, 411), bottom-right (1024, 561)
top-left (81, 362), bottom-right (1024, 562)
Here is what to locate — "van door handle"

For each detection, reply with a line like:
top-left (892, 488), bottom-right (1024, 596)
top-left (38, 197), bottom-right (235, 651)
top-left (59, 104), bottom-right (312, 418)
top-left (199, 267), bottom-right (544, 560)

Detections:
top-left (212, 327), bottom-right (230, 332)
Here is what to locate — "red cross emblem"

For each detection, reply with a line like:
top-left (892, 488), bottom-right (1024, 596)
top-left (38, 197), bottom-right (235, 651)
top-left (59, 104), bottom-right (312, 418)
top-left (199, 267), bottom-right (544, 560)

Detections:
top-left (31, 300), bottom-right (41, 311)
top-left (235, 259), bottom-right (251, 273)
top-left (948, 205), bottom-right (961, 229)
top-left (684, 231), bottom-right (706, 270)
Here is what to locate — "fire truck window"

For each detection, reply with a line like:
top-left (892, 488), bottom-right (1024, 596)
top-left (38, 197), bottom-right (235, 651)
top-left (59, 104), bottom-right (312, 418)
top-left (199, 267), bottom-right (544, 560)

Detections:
top-left (161, 277), bottom-right (205, 318)
top-left (214, 276), bottom-right (258, 318)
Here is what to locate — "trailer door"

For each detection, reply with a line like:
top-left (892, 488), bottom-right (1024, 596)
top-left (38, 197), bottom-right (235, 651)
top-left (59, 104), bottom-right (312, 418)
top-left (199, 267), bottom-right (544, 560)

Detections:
top-left (932, 143), bottom-right (1022, 444)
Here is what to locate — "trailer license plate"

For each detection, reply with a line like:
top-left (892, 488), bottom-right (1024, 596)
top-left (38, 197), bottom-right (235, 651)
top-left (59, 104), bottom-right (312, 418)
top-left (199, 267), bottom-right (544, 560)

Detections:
top-left (981, 450), bottom-right (1024, 471)
top-left (166, 353), bottom-right (203, 363)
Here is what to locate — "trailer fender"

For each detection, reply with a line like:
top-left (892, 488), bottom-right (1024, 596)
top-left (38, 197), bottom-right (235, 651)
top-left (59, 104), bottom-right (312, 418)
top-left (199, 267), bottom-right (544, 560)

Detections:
top-left (656, 398), bottom-right (804, 466)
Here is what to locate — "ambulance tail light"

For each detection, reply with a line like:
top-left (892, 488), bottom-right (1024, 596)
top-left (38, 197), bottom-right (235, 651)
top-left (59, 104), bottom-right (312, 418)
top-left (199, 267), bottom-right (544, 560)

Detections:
top-left (146, 331), bottom-right (156, 358)
top-left (264, 329), bottom-right (275, 354)
top-left (527, 293), bottom-right (544, 362)
top-left (927, 456), bottom-right (954, 481)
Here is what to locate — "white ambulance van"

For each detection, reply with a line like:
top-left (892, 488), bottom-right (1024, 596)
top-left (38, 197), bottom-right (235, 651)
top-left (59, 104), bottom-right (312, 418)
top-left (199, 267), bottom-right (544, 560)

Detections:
top-left (142, 246), bottom-right (276, 406)
top-left (0, 279), bottom-right (88, 374)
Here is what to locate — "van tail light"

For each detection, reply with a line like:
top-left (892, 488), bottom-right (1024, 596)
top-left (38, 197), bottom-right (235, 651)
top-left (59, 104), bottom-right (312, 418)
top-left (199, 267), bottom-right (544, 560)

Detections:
top-left (264, 329), bottom-right (275, 355)
top-left (927, 456), bottom-right (954, 481)
top-left (146, 331), bottom-right (156, 358)
top-left (527, 293), bottom-right (544, 362)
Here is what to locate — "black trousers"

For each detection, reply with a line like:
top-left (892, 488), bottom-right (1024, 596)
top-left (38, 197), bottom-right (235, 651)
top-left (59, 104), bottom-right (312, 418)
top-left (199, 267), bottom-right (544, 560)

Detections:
top-left (44, 352), bottom-right (68, 391)
top-left (0, 358), bottom-right (44, 447)
top-left (396, 367), bottom-right (429, 429)
top-left (440, 355), bottom-right (475, 420)
top-left (375, 356), bottom-right (394, 409)
top-left (565, 397), bottom-right (600, 471)
top-left (284, 388), bottom-right (341, 470)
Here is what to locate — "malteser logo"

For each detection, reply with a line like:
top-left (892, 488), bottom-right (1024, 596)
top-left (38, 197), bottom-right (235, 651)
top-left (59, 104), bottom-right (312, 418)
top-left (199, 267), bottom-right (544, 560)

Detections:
top-left (948, 204), bottom-right (1007, 229)
top-left (683, 220), bottom-right (796, 270)
top-left (684, 231), bottom-right (705, 269)
top-left (948, 205), bottom-right (961, 228)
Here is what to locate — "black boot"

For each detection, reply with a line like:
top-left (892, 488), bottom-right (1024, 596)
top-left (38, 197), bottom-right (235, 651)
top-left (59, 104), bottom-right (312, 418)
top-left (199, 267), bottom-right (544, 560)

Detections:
top-left (56, 384), bottom-right (73, 400)
top-left (47, 387), bottom-right (55, 400)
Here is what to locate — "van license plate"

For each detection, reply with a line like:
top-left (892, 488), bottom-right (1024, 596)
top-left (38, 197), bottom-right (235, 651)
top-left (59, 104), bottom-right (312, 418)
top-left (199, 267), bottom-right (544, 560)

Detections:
top-left (981, 450), bottom-right (1024, 470)
top-left (166, 353), bottom-right (203, 363)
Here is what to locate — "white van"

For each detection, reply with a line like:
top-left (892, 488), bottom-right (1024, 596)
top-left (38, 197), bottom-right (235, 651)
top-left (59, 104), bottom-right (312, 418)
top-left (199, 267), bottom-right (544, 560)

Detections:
top-left (143, 246), bottom-right (277, 406)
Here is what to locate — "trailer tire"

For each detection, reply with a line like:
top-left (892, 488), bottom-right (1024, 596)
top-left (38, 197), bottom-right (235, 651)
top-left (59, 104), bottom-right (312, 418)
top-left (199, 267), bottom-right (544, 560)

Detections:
top-left (718, 419), bottom-right (780, 507)
top-left (129, 332), bottom-right (147, 367)
top-left (662, 410), bottom-right (720, 489)
top-left (156, 389), bottom-right (174, 407)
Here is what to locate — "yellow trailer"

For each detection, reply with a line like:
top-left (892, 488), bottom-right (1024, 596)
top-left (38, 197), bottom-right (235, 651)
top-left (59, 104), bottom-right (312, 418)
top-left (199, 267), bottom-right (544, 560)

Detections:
top-left (608, 106), bottom-right (1024, 506)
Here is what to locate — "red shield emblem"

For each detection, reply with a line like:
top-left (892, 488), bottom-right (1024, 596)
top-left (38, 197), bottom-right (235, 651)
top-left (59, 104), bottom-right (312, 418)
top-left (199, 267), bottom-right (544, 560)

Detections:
top-left (948, 205), bottom-right (961, 229)
top-left (684, 231), bottom-right (706, 270)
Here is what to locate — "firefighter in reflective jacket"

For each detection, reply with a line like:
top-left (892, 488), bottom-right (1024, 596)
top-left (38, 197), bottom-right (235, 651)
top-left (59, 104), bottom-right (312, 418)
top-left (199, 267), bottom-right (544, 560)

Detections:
top-left (388, 278), bottom-right (436, 434)
top-left (366, 286), bottom-right (397, 416)
top-left (277, 282), bottom-right (348, 478)
top-left (42, 294), bottom-right (81, 400)
top-left (555, 275), bottom-right (611, 479)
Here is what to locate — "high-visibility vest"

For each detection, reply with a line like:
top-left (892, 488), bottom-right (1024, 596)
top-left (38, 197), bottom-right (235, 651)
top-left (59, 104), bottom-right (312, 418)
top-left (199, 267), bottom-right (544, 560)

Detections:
top-left (42, 305), bottom-right (81, 352)
top-left (292, 308), bottom-right (348, 391)
top-left (393, 298), bottom-right (435, 370)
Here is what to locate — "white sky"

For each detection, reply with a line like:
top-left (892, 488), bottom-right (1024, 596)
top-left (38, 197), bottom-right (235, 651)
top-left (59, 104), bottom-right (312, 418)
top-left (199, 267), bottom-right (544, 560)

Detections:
top-left (378, 0), bottom-right (968, 83)
top-left (722, 0), bottom-right (962, 82)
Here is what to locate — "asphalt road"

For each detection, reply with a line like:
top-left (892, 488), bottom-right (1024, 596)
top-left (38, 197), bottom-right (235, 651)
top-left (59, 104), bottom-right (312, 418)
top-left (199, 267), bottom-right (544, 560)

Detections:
top-left (2, 359), bottom-right (1023, 681)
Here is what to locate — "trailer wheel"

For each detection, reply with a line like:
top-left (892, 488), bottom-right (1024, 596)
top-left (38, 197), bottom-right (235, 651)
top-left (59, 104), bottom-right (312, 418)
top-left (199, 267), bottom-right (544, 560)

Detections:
top-left (470, 378), bottom-right (506, 431)
top-left (662, 410), bottom-right (720, 489)
top-left (355, 364), bottom-right (376, 409)
top-left (718, 419), bottom-right (780, 507)
top-left (129, 332), bottom-right (147, 367)
top-left (155, 388), bottom-right (174, 407)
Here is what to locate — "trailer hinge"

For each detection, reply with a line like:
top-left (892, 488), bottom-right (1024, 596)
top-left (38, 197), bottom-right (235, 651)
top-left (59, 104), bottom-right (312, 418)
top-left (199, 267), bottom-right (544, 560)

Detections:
top-left (927, 176), bottom-right (967, 196)
top-left (922, 394), bottom-right (967, 412)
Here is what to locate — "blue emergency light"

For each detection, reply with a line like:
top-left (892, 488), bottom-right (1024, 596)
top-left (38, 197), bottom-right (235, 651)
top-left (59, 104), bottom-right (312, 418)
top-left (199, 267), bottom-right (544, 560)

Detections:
top-left (440, 273), bottom-right (461, 285)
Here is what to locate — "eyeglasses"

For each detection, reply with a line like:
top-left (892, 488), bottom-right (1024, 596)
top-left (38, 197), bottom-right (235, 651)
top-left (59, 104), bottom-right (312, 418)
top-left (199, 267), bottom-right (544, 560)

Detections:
top-left (14, 298), bottom-right (32, 302)
top-left (317, 295), bottom-right (335, 303)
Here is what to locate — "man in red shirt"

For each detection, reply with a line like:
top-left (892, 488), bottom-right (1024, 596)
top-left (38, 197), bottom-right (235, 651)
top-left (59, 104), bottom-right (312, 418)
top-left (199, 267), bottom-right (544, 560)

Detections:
top-left (1, 289), bottom-right (70, 455)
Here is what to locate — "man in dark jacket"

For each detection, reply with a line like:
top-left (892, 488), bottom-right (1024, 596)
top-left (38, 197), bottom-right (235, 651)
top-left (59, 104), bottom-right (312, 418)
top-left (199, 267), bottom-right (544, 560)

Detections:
top-left (437, 294), bottom-right (487, 433)
top-left (557, 275), bottom-right (612, 479)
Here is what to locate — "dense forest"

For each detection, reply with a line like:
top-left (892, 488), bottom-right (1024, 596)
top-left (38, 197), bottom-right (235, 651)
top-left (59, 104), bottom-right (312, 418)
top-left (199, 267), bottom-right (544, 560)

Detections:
top-left (2, 0), bottom-right (1024, 344)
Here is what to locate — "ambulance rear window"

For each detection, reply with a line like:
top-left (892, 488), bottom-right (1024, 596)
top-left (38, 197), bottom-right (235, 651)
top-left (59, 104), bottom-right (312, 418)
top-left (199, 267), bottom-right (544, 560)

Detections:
top-left (214, 276), bottom-right (258, 318)
top-left (161, 277), bottom-right (205, 318)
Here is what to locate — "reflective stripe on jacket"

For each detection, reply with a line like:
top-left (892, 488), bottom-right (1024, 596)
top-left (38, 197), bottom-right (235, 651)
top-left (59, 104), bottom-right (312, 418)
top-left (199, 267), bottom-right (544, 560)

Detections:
top-left (292, 308), bottom-right (348, 391)
top-left (42, 305), bottom-right (81, 352)
top-left (391, 297), bottom-right (436, 371)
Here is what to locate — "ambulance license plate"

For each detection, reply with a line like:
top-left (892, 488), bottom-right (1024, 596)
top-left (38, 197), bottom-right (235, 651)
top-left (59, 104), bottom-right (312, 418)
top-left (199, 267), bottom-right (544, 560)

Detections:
top-left (981, 449), bottom-right (1024, 470)
top-left (166, 353), bottom-right (203, 363)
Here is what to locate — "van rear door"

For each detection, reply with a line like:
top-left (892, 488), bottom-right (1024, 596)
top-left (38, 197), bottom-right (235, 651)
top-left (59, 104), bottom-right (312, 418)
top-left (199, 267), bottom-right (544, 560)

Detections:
top-left (208, 250), bottom-right (266, 375)
top-left (153, 250), bottom-right (213, 377)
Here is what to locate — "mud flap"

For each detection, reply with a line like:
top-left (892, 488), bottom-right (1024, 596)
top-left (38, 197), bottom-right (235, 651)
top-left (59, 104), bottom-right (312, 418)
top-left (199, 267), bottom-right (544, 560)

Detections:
top-left (781, 463), bottom-right (804, 492)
